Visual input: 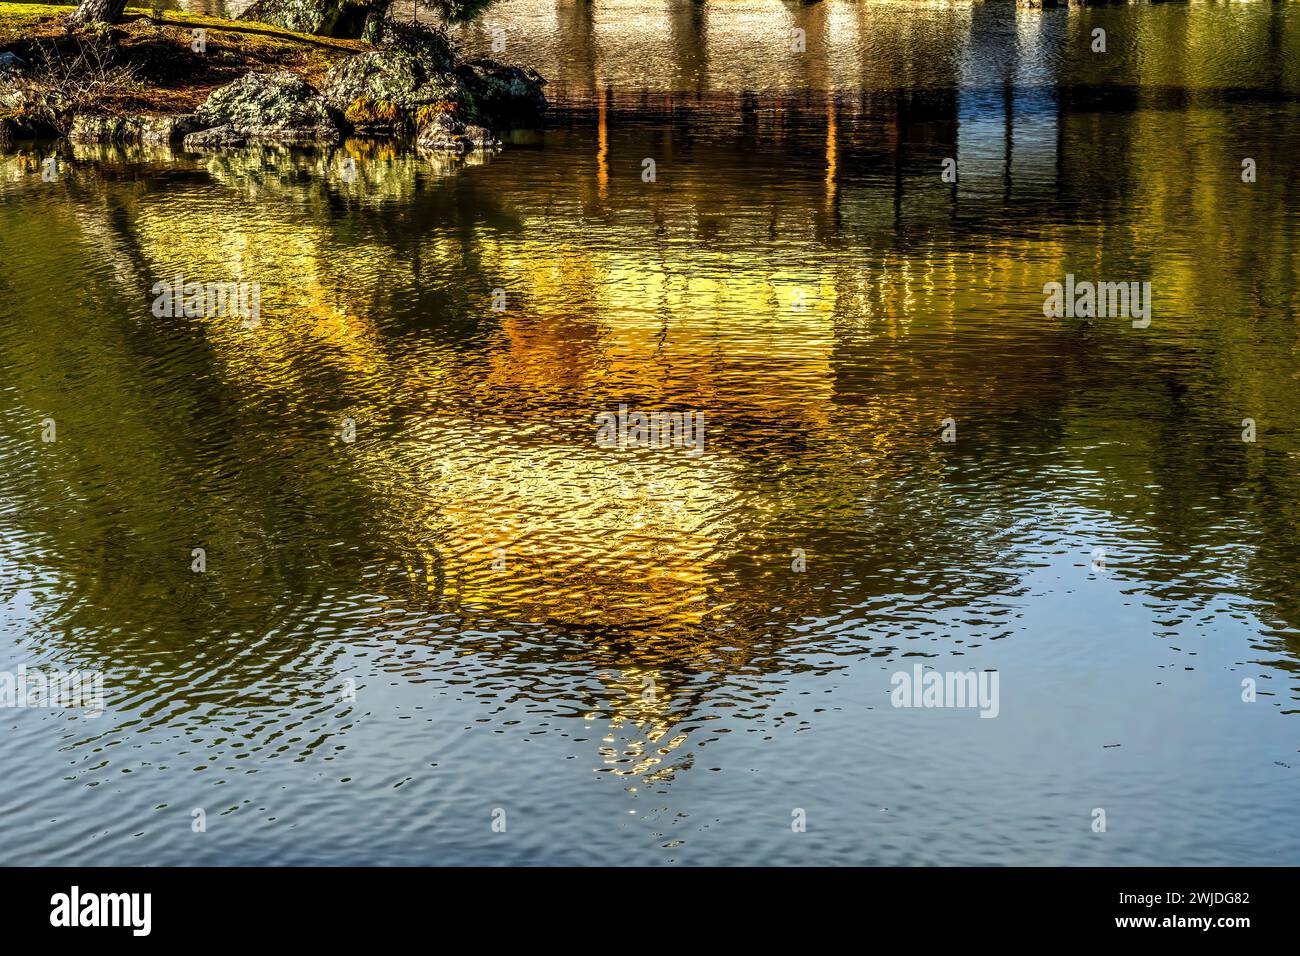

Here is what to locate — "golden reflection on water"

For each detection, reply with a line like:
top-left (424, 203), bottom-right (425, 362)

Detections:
top-left (20, 120), bottom-right (1246, 646)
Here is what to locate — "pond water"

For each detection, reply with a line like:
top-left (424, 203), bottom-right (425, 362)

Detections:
top-left (1, 0), bottom-right (1299, 865)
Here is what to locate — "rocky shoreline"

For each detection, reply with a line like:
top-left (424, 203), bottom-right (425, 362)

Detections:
top-left (0, 12), bottom-right (546, 152)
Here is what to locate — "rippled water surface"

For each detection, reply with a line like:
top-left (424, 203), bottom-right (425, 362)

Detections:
top-left (2, 0), bottom-right (1299, 865)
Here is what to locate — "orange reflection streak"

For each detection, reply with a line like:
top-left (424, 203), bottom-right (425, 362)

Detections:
top-left (597, 85), bottom-right (609, 202)
top-left (825, 97), bottom-right (838, 212)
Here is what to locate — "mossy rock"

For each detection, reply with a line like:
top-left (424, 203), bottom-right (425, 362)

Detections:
top-left (70, 113), bottom-right (202, 144)
top-left (321, 47), bottom-right (469, 133)
top-left (321, 50), bottom-right (425, 111)
top-left (196, 70), bottom-right (339, 135)
top-left (415, 108), bottom-right (498, 153)
top-left (239, 0), bottom-right (381, 39)
top-left (373, 19), bottom-right (456, 75)
top-left (0, 55), bottom-right (27, 113)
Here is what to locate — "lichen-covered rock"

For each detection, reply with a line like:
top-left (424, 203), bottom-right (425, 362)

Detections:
top-left (189, 71), bottom-right (341, 145)
top-left (196, 71), bottom-right (332, 130)
top-left (70, 113), bottom-right (202, 145)
top-left (321, 51), bottom-right (425, 113)
top-left (239, 0), bottom-right (388, 40)
top-left (146, 115), bottom-right (202, 144)
top-left (183, 124), bottom-right (247, 149)
top-left (321, 46), bottom-right (469, 135)
top-left (415, 109), bottom-right (459, 151)
top-left (415, 73), bottom-right (465, 109)
top-left (374, 19), bottom-right (456, 75)
top-left (0, 57), bottom-right (25, 113)
top-left (415, 110), bottom-right (499, 153)
top-left (183, 122), bottom-right (338, 148)
top-left (462, 125), bottom-right (500, 149)
top-left (455, 58), bottom-right (547, 127)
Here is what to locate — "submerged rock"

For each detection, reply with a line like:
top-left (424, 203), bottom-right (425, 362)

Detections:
top-left (185, 71), bottom-right (341, 147)
top-left (70, 113), bottom-right (202, 145)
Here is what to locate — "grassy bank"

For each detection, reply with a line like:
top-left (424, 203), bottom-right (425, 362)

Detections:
top-left (0, 3), bottom-right (367, 114)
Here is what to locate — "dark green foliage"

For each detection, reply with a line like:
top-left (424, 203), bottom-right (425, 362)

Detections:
top-left (418, 0), bottom-right (500, 27)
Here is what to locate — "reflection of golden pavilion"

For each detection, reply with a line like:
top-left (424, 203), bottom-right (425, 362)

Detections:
top-left (590, 666), bottom-right (691, 781)
top-left (116, 130), bottom-right (1084, 634)
top-left (406, 419), bottom-right (732, 630)
top-left (108, 47), bottom-right (1186, 641)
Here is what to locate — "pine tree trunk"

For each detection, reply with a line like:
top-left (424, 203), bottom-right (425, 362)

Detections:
top-left (70, 0), bottom-right (130, 25)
